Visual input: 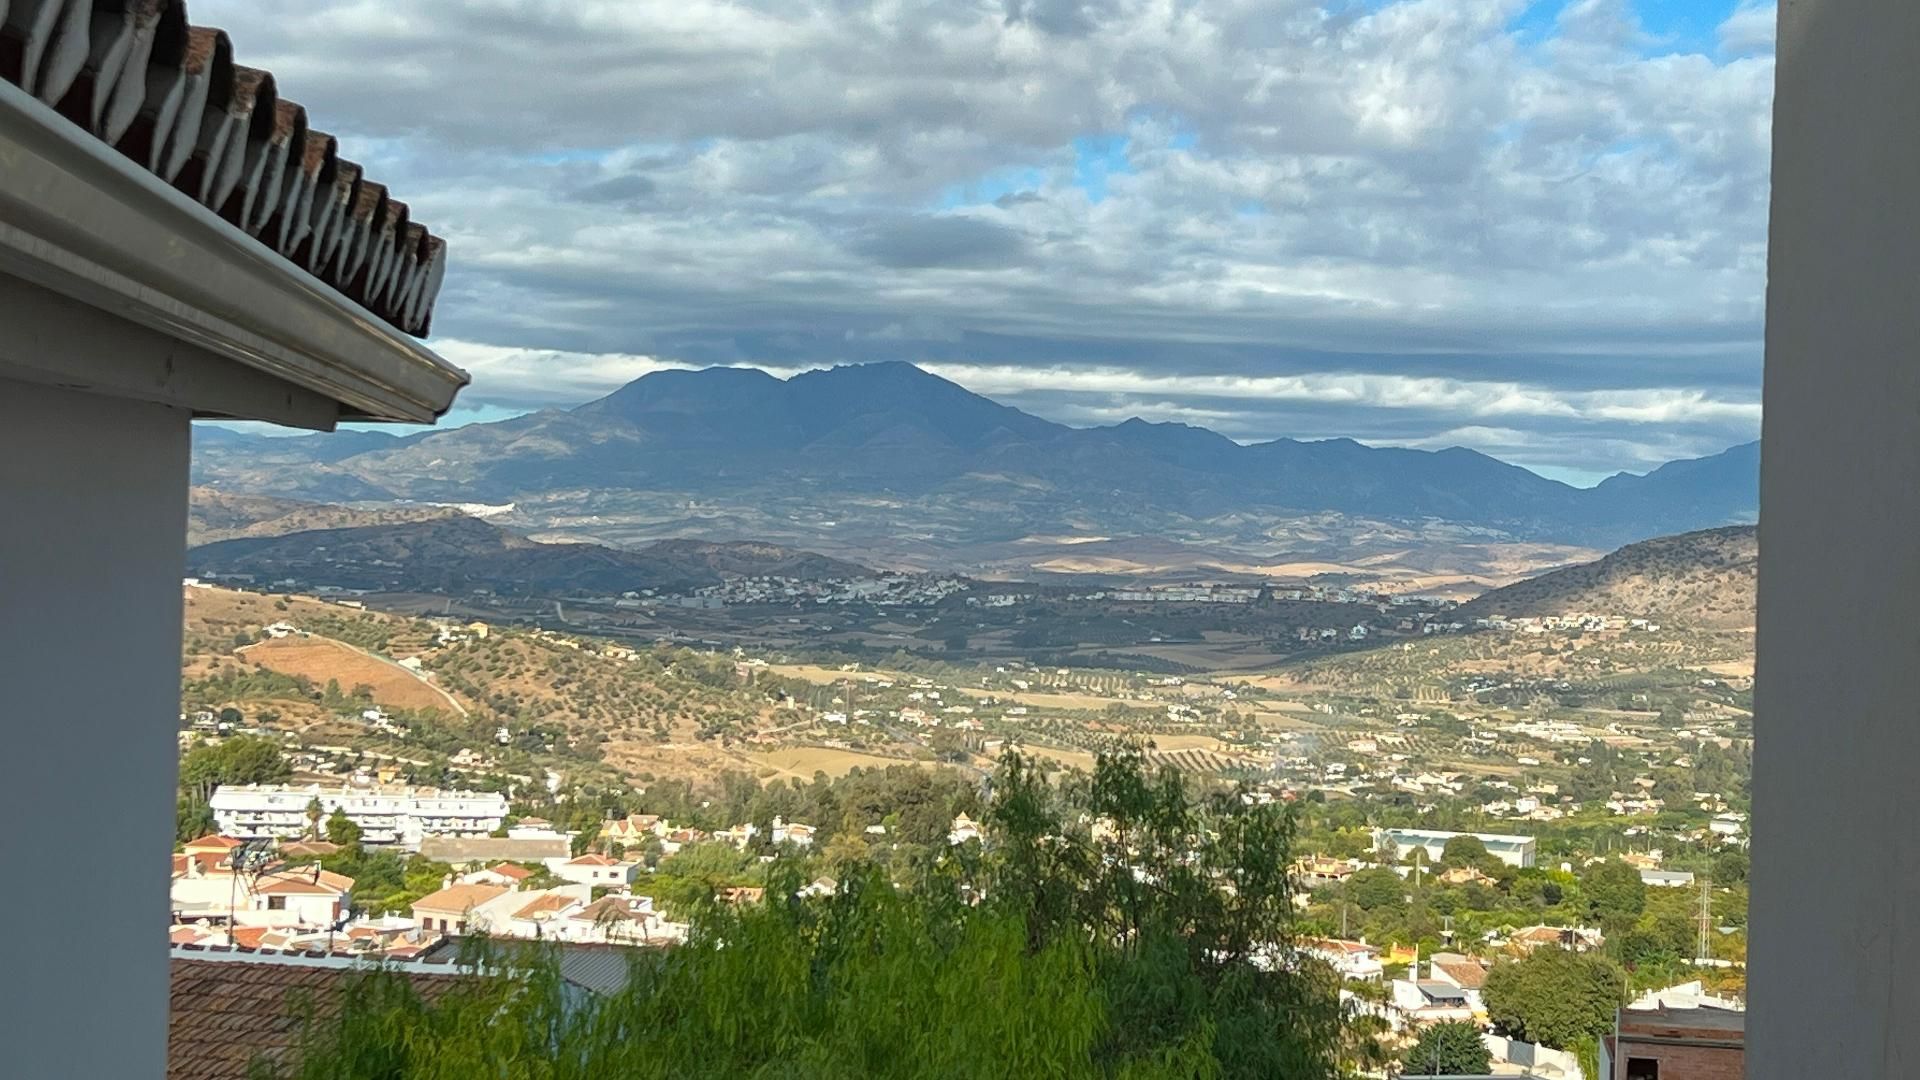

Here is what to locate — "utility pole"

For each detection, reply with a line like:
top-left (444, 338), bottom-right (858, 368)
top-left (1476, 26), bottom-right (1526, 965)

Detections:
top-left (1696, 874), bottom-right (1713, 962)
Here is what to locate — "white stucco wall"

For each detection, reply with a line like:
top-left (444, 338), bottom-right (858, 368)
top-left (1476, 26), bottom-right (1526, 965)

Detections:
top-left (0, 379), bottom-right (189, 1079)
top-left (1754, 2), bottom-right (1920, 1076)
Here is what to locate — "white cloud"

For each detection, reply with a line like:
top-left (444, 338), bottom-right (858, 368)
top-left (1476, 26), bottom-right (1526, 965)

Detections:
top-left (1719, 2), bottom-right (1777, 56)
top-left (191, 0), bottom-right (1773, 475)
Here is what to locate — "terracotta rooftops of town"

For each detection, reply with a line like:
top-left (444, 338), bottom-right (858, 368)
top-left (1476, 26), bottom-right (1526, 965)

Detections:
top-left (184, 834), bottom-right (242, 851)
top-left (1429, 952), bottom-right (1489, 989)
top-left (511, 891), bottom-right (579, 920)
top-left (572, 896), bottom-right (648, 923)
top-left (253, 867), bottom-right (354, 895)
top-left (489, 862), bottom-right (534, 880)
top-left (1305, 938), bottom-right (1379, 956)
top-left (568, 853), bottom-right (616, 866)
top-left (411, 883), bottom-right (507, 912)
top-left (0, 1), bottom-right (445, 337)
top-left (168, 953), bottom-right (467, 1080)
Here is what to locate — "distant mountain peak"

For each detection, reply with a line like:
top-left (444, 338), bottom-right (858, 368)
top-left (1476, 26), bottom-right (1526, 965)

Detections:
top-left (189, 361), bottom-right (1760, 552)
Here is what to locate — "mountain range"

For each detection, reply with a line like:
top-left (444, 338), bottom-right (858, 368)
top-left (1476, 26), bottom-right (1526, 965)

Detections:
top-left (191, 361), bottom-right (1758, 566)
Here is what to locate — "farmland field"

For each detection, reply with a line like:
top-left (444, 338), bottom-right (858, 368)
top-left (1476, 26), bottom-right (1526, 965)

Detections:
top-left (239, 637), bottom-right (463, 714)
top-left (748, 745), bottom-right (914, 781)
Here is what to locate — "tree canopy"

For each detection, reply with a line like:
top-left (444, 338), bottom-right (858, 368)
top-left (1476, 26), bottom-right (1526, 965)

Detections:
top-left (1482, 947), bottom-right (1626, 1050)
top-left (1580, 858), bottom-right (1648, 934)
top-left (1440, 835), bottom-right (1489, 867)
top-left (325, 808), bottom-right (363, 848)
top-left (263, 750), bottom-right (1358, 1078)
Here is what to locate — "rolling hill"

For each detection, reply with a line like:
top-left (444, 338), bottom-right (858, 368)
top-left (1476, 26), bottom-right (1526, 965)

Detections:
top-left (188, 487), bottom-right (462, 546)
top-left (1456, 526), bottom-right (1758, 629)
top-left (191, 362), bottom-right (1759, 560)
top-left (187, 510), bottom-right (870, 597)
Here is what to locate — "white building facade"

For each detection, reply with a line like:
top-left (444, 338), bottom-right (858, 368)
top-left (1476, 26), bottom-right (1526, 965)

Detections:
top-left (1374, 827), bottom-right (1538, 869)
top-left (210, 784), bottom-right (509, 846)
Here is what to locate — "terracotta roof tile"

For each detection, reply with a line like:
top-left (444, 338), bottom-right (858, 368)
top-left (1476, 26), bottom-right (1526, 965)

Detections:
top-left (1, 1), bottom-right (444, 337)
top-left (411, 883), bottom-right (507, 913)
top-left (168, 956), bottom-right (467, 1080)
top-left (511, 892), bottom-right (578, 920)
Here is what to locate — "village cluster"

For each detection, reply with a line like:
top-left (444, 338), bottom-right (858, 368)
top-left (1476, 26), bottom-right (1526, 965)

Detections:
top-left (169, 782), bottom-right (992, 959)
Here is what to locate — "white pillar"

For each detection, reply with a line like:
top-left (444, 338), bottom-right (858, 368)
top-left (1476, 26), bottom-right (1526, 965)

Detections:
top-left (1755, 2), bottom-right (1920, 1075)
top-left (0, 379), bottom-right (189, 1078)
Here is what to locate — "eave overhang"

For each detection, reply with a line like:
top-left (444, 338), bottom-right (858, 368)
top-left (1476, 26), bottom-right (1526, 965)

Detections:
top-left (0, 77), bottom-right (468, 425)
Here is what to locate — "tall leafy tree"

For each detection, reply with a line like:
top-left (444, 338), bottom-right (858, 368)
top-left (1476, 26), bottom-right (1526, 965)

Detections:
top-left (1483, 947), bottom-right (1627, 1049)
top-left (325, 808), bottom-right (363, 848)
top-left (1580, 858), bottom-right (1648, 934)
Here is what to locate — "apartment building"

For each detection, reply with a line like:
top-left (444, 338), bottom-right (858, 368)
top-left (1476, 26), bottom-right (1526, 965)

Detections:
top-left (210, 784), bottom-right (508, 846)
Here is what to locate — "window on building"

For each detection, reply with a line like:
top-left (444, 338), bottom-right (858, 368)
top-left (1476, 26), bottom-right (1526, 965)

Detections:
top-left (1626, 1058), bottom-right (1660, 1080)
top-left (267, 896), bottom-right (286, 911)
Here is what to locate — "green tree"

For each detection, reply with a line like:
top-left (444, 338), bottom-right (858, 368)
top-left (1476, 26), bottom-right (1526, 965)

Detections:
top-left (1440, 834), bottom-right (1488, 867)
top-left (1580, 859), bottom-right (1648, 934)
top-left (175, 798), bottom-right (216, 843)
top-left (325, 808), bottom-right (363, 847)
top-left (1713, 849), bottom-right (1750, 884)
top-left (1483, 947), bottom-right (1627, 1049)
top-left (1348, 867), bottom-right (1407, 912)
top-left (305, 797), bottom-right (325, 840)
top-left (262, 751), bottom-right (1352, 1079)
top-left (178, 734), bottom-right (291, 805)
top-left (1402, 1020), bottom-right (1492, 1076)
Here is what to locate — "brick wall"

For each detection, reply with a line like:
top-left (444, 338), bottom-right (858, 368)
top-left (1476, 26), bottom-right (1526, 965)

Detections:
top-left (1614, 1041), bottom-right (1744, 1080)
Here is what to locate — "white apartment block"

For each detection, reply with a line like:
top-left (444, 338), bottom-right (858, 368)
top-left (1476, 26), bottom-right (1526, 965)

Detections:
top-left (210, 784), bottom-right (510, 847)
top-left (1373, 827), bottom-right (1539, 869)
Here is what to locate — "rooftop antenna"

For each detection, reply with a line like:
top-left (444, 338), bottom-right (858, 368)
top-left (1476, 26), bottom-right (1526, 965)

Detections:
top-left (224, 838), bottom-right (278, 946)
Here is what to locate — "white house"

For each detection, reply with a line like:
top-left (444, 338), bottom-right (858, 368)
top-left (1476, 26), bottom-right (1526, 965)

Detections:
top-left (1389, 975), bottom-right (1475, 1029)
top-left (1303, 939), bottom-right (1384, 981)
top-left (1426, 953), bottom-right (1490, 1014)
top-left (411, 883), bottom-right (509, 936)
top-left (170, 855), bottom-right (354, 931)
top-left (568, 895), bottom-right (687, 946)
top-left (458, 863), bottom-right (534, 889)
top-left (551, 854), bottom-right (641, 888)
top-left (948, 813), bottom-right (984, 845)
top-left (770, 817), bottom-right (816, 848)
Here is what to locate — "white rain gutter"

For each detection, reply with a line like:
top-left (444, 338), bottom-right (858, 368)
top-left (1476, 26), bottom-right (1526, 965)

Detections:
top-left (0, 77), bottom-right (468, 425)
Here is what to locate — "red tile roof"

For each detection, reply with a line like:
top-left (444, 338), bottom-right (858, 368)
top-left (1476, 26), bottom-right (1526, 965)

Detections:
top-left (411, 883), bottom-right (507, 914)
top-left (184, 834), bottom-right (243, 851)
top-left (168, 955), bottom-right (467, 1080)
top-left (511, 892), bottom-right (579, 920)
top-left (0, 2), bottom-right (445, 337)
top-left (489, 863), bottom-right (534, 880)
top-left (1429, 953), bottom-right (1489, 989)
top-left (253, 868), bottom-right (352, 896)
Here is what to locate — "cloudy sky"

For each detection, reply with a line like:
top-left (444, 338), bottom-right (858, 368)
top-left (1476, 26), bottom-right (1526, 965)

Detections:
top-left (205, 0), bottom-right (1774, 485)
